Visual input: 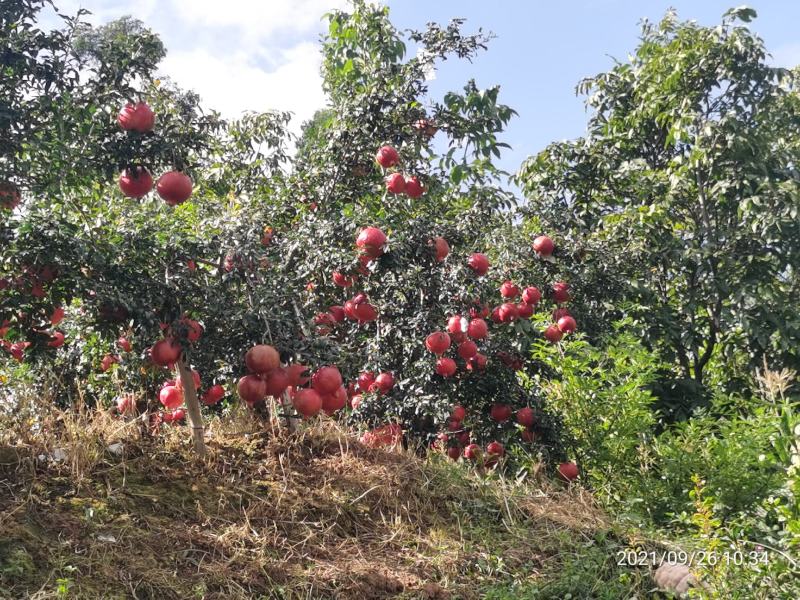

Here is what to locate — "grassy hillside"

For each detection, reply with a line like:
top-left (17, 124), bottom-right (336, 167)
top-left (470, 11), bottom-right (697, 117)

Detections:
top-left (0, 412), bottom-right (658, 599)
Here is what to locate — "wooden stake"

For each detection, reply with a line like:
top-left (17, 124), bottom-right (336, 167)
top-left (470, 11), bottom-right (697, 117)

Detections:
top-left (280, 389), bottom-right (298, 432)
top-left (177, 356), bottom-right (206, 456)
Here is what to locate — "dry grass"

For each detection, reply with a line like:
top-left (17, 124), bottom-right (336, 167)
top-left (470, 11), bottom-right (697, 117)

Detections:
top-left (0, 409), bottom-right (623, 599)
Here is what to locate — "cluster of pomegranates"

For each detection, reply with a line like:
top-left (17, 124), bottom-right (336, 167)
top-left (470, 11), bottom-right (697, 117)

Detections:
top-left (116, 102), bottom-right (193, 205)
top-left (314, 291), bottom-right (377, 333)
top-left (433, 404), bottom-right (507, 464)
top-left (347, 369), bottom-right (395, 411)
top-left (375, 145), bottom-right (425, 198)
top-left (0, 266), bottom-right (64, 362)
top-left (234, 344), bottom-right (350, 419)
top-left (413, 118), bottom-right (437, 138)
top-left (317, 226), bottom-right (390, 330)
top-left (426, 310), bottom-right (490, 376)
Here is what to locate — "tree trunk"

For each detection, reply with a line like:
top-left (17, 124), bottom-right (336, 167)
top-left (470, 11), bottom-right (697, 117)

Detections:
top-left (177, 356), bottom-right (207, 456)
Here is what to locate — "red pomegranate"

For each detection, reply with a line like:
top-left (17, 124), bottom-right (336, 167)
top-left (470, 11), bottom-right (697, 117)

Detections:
top-left (245, 344), bottom-right (280, 374)
top-left (498, 303), bottom-right (519, 323)
top-left (451, 405), bottom-right (466, 421)
top-left (163, 408), bottom-right (186, 424)
top-left (320, 388), bottom-right (346, 415)
top-left (450, 330), bottom-right (467, 344)
top-left (533, 235), bottom-right (554, 257)
top-left (159, 385), bottom-right (183, 410)
top-left (425, 331), bottom-right (451, 355)
top-left (447, 446), bottom-right (461, 460)
top-left (500, 281), bottom-right (520, 298)
top-left (516, 303), bottom-right (534, 319)
top-left (360, 423), bottom-right (403, 448)
top-left (544, 324), bottom-right (563, 343)
top-left (116, 394), bottom-right (135, 415)
top-left (0, 181), bottom-right (21, 210)
top-left (293, 388), bottom-right (322, 418)
top-left (373, 372), bottom-right (394, 393)
top-left (467, 353), bottom-right (487, 371)
top-left (557, 315), bottom-right (577, 333)
top-left (46, 331), bottom-right (65, 348)
top-left (264, 367), bottom-right (290, 397)
top-left (117, 336), bottom-right (132, 352)
top-left (557, 462), bottom-right (579, 482)
top-left (333, 271), bottom-right (356, 287)
top-left (516, 407), bottom-right (536, 427)
top-left (486, 441), bottom-right (505, 457)
top-left (552, 282), bottom-right (570, 304)
top-left (118, 102), bottom-right (155, 132)
top-left (467, 253), bottom-right (490, 276)
top-left (457, 340), bottom-right (478, 360)
top-left (179, 317), bottom-right (203, 342)
top-left (490, 403), bottom-right (512, 422)
top-left (119, 167), bottom-right (153, 198)
top-left (375, 145), bottom-right (399, 168)
top-left (201, 384), bottom-right (225, 406)
top-left (463, 443), bottom-right (481, 461)
top-left (522, 286), bottom-right (542, 305)
top-left (100, 353), bottom-right (119, 372)
top-left (314, 311), bottom-right (336, 334)
top-left (404, 176), bottom-right (424, 198)
top-left (467, 319), bottom-right (489, 340)
top-left (150, 338), bottom-right (181, 367)
top-left (354, 301), bottom-right (378, 322)
top-left (156, 171), bottom-right (192, 205)
top-left (50, 306), bottom-right (65, 325)
top-left (413, 119), bottom-right (437, 137)
top-left (469, 302), bottom-right (490, 319)
top-left (356, 227), bottom-right (387, 258)
top-left (343, 300), bottom-right (358, 321)
top-left (312, 366), bottom-right (343, 394)
top-left (285, 363), bottom-right (310, 387)
top-left (321, 386), bottom-right (348, 415)
top-left (238, 374), bottom-right (267, 406)
top-left (385, 172), bottom-right (406, 194)
top-left (447, 315), bottom-right (465, 334)
top-left (552, 307), bottom-right (571, 321)
top-left (446, 417), bottom-right (462, 431)
top-left (436, 357), bottom-right (457, 377)
top-left (433, 237), bottom-right (449, 262)
top-left (328, 305), bottom-right (346, 322)
top-left (358, 371), bottom-right (376, 393)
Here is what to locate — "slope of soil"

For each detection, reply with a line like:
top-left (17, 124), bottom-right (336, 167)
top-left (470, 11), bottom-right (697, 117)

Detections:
top-left (0, 414), bottom-right (651, 599)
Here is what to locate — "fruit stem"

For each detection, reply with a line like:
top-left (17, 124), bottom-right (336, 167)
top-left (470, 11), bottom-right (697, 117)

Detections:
top-left (177, 356), bottom-right (207, 456)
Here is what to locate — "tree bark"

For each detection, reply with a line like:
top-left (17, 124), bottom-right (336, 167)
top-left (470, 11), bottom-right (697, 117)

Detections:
top-left (177, 356), bottom-right (207, 456)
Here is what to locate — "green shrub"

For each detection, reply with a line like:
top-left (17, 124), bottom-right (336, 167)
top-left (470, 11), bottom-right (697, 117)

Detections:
top-left (528, 323), bottom-right (660, 499)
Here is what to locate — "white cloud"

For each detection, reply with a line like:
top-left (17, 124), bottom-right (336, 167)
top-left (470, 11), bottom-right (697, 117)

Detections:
top-left (43, 0), bottom-right (348, 131)
top-left (159, 42), bottom-right (327, 130)
top-left (170, 0), bottom-right (347, 41)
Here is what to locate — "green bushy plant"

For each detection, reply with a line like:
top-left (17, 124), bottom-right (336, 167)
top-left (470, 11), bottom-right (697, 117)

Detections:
top-left (528, 321), bottom-right (660, 495)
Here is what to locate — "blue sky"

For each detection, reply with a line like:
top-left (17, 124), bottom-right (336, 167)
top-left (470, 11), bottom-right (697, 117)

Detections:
top-left (51, 1), bottom-right (800, 172)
